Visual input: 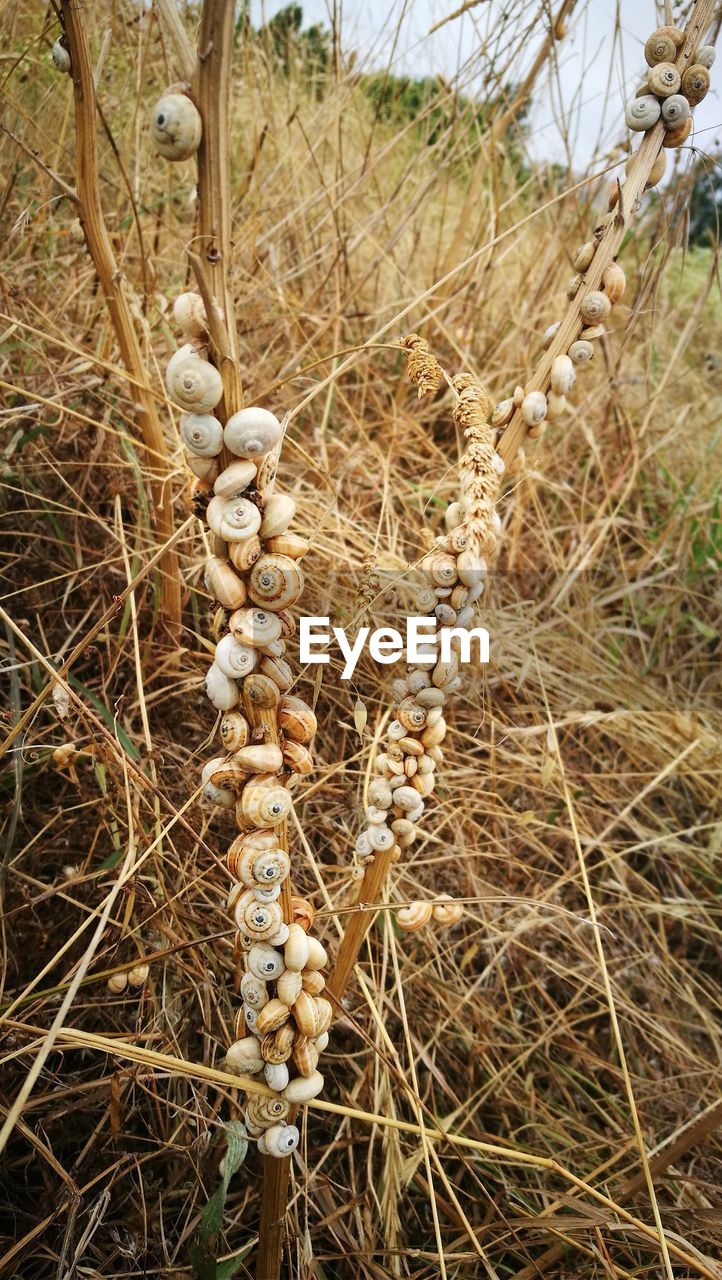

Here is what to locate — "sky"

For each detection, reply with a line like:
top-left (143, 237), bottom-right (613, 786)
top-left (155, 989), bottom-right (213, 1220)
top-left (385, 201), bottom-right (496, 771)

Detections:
top-left (246, 0), bottom-right (720, 168)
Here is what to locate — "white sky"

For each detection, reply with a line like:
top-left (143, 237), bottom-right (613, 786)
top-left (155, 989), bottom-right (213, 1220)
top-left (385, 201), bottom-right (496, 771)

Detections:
top-left (247, 0), bottom-right (720, 166)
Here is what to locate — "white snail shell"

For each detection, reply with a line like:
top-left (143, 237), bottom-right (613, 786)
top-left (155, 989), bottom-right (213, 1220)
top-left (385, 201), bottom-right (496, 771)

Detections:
top-left (167, 355), bottom-right (223, 412)
top-left (203, 780), bottom-right (235, 808)
top-left (206, 495), bottom-right (262, 542)
top-left (179, 412), bottom-right (223, 457)
top-left (263, 1122), bottom-right (300, 1158)
top-left (661, 94), bottom-right (690, 127)
top-left (52, 39), bottom-right (71, 73)
top-left (696, 45), bottom-right (716, 69)
top-left (550, 355), bottom-right (575, 396)
top-left (151, 92), bottom-right (202, 161)
top-left (264, 1061), bottom-right (289, 1091)
top-left (173, 291), bottom-right (207, 337)
top-left (568, 340), bottom-right (594, 364)
top-left (397, 900), bottom-right (433, 930)
top-left (260, 494), bottom-right (296, 538)
top-left (647, 62), bottom-right (681, 97)
top-left (229, 606), bottom-right (283, 648)
top-left (226, 1036), bottom-right (264, 1075)
top-left (204, 663), bottom-right (239, 711)
top-left (521, 390), bottom-right (547, 426)
top-left (432, 894), bottom-right (465, 926)
top-left (546, 392), bottom-right (567, 421)
top-left (247, 942), bottom-right (285, 981)
top-left (542, 320), bottom-right (561, 348)
top-left (249, 554), bottom-right (304, 611)
top-left (241, 973), bottom-right (269, 1009)
top-left (213, 460), bottom-right (258, 498)
top-left (234, 743), bottom-right (284, 775)
top-left (224, 407), bottom-right (283, 458)
top-left (625, 95), bottom-right (661, 131)
top-left (602, 262), bottom-right (626, 304)
top-left (204, 557), bottom-right (246, 611)
top-left (214, 633), bottom-right (258, 679)
top-left (282, 1070), bottom-right (324, 1103)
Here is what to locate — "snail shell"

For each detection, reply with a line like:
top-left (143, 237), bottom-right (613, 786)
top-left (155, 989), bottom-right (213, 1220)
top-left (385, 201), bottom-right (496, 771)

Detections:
top-left (293, 1037), bottom-right (319, 1077)
top-left (261, 1023), bottom-right (296, 1064)
top-left (681, 65), bottom-right (710, 105)
top-left (213, 460), bottom-right (258, 499)
top-left (292, 990), bottom-right (319, 1037)
top-left (397, 697), bottom-right (427, 731)
top-left (416, 686), bottom-right (446, 707)
top-left (206, 495), bottom-right (262, 542)
top-left (204, 755), bottom-right (247, 791)
top-left (291, 896), bottom-right (315, 932)
top-left (568, 340), bottom-right (594, 364)
top-left (456, 549), bottom-right (487, 588)
top-left (284, 923), bottom-right (310, 972)
top-left (644, 30), bottom-right (677, 66)
top-left (205, 663), bottom-right (239, 711)
top-left (256, 997), bottom-right (291, 1035)
top-left (127, 963), bottom-right (149, 988)
top-left (661, 93), bottom-right (690, 127)
top-left (542, 320), bottom-right (561, 348)
top-left (244, 673), bottom-right (281, 711)
top-left (397, 900), bottom-right (433, 930)
top-left (219, 710), bottom-right (251, 752)
top-left (52, 38), bottom-right (71, 73)
top-left (247, 942), bottom-right (285, 981)
top-left (662, 117), bottom-right (692, 147)
top-left (647, 62), bottom-right (681, 96)
top-left (240, 973), bottom-right (269, 1009)
top-left (421, 717), bottom-right (447, 748)
top-left (491, 398), bottom-right (514, 428)
top-left (263, 1123), bottom-right (300, 1158)
top-left (637, 148), bottom-right (667, 188)
top-left (282, 1070), bottom-right (324, 1103)
top-left (202, 779), bottom-right (235, 808)
top-left (173, 291), bottom-right (207, 338)
top-left (264, 1061), bottom-right (289, 1092)
top-left (550, 355), bottom-right (575, 396)
top-left (426, 551), bottom-right (458, 589)
top-left (278, 696), bottom-right (317, 743)
top-left (602, 262), bottom-right (626, 304)
top-left (234, 743), bottom-right (284, 774)
top-left (546, 392), bottom-right (567, 421)
top-left (266, 532), bottom-right (309, 559)
top-left (107, 972), bottom-right (128, 993)
top-left (368, 778), bottom-right (393, 808)
top-left (521, 390), bottom-right (547, 426)
top-left (566, 273), bottom-right (583, 300)
top-left (233, 844), bottom-right (289, 888)
top-left (260, 494), bottom-right (296, 538)
top-left (696, 46), bottom-right (716, 69)
top-left (167, 355), bottom-right (223, 412)
top-left (366, 824), bottom-right (394, 852)
top-left (444, 501), bottom-right (466, 530)
top-left (249, 554), bottom-right (304, 611)
top-left (151, 92), bottom-right (202, 160)
top-left (234, 890), bottom-right (284, 940)
top-left (186, 453), bottom-right (218, 482)
top-left (229, 606), bottom-right (283, 648)
top-left (282, 740), bottom-right (313, 775)
top-left (224, 407), bottom-right (282, 458)
top-left (572, 241), bottom-right (595, 271)
top-left (579, 291), bottom-right (611, 324)
top-left (260, 655), bottom-right (294, 691)
top-left (240, 774), bottom-right (293, 828)
top-left (302, 968), bottom-right (325, 995)
top-left (214, 634), bottom-right (258, 680)
top-left (276, 969), bottom-right (303, 1006)
top-left (247, 1095), bottom-right (290, 1126)
top-left (226, 1036), bottom-right (264, 1075)
top-left (432, 894), bottom-right (464, 926)
top-left (229, 535), bottom-right (262, 572)
top-left (625, 95), bottom-right (661, 131)
top-left (204, 557), bottom-right (247, 611)
top-left (179, 412), bottom-right (223, 457)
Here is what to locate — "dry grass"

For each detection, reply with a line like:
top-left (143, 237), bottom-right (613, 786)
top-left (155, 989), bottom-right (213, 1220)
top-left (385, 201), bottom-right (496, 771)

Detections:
top-left (1, 3), bottom-right (721, 1277)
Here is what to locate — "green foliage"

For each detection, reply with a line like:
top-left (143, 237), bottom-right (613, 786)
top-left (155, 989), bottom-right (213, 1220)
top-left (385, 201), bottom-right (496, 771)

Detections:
top-left (190, 1122), bottom-right (250, 1280)
top-left (688, 151), bottom-right (722, 247)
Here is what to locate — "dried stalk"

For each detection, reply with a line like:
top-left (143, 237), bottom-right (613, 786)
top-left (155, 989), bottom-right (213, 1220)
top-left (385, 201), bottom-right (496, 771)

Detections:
top-left (58, 2), bottom-right (181, 634)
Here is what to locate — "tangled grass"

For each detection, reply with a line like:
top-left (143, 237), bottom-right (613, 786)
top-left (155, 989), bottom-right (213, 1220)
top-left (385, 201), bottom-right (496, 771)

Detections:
top-left (1, 3), bottom-right (721, 1277)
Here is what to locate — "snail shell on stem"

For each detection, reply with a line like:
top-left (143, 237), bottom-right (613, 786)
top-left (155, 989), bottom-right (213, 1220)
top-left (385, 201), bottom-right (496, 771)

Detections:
top-left (180, 412), bottom-right (223, 457)
top-left (167, 356), bottom-right (223, 413)
top-left (151, 92), bottom-right (202, 161)
top-left (647, 62), bottom-right (680, 96)
top-left (224, 407), bottom-right (283, 458)
top-left (173, 291), bottom-right (207, 337)
top-left (625, 95), bottom-right (661, 131)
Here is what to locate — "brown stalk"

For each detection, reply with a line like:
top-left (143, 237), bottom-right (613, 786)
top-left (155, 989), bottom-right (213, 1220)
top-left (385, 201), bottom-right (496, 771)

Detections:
top-left (58, 2), bottom-right (181, 634)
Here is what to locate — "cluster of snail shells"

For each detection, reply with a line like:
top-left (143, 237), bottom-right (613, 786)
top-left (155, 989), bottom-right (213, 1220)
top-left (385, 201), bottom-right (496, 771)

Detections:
top-left (166, 293), bottom-right (328, 1157)
top-left (624, 27), bottom-right (714, 149)
top-left (356, 494), bottom-right (499, 885)
top-left (150, 87), bottom-right (202, 161)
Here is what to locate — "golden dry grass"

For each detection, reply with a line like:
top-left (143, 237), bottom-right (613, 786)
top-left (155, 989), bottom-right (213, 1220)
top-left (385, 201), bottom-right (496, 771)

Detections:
top-left (1, 3), bottom-right (721, 1278)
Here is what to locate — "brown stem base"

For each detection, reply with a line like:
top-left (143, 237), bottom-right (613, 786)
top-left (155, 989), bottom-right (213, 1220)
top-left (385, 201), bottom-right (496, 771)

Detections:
top-left (327, 847), bottom-right (397, 1004)
top-left (256, 1153), bottom-right (292, 1280)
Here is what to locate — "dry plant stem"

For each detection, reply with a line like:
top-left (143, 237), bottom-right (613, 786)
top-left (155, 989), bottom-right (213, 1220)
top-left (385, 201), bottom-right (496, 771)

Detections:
top-left (497, 0), bottom-right (715, 465)
top-left (327, 847), bottom-right (397, 1001)
top-left (58, 1), bottom-right (181, 634)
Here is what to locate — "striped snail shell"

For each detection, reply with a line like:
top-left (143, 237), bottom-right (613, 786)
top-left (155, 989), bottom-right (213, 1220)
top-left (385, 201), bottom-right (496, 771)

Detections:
top-left (229, 606), bottom-right (283, 648)
top-left (625, 95), bottom-right (661, 131)
top-left (179, 412), bottom-right (223, 457)
top-left (293, 1037), bottom-right (319, 1078)
top-left (661, 94), bottom-right (690, 127)
top-left (244, 673), bottom-right (281, 711)
top-left (151, 92), bottom-right (202, 160)
top-left (240, 972), bottom-right (269, 1009)
top-left (256, 997), bottom-right (291, 1035)
top-left (282, 740), bottom-right (313, 775)
top-left (260, 655), bottom-right (294, 691)
top-left (696, 46), bottom-right (716, 69)
top-left (247, 1094), bottom-right (289, 1126)
top-left (662, 117), bottom-right (692, 147)
top-left (644, 30), bottom-right (677, 66)
top-left (283, 1070), bottom-right (324, 1103)
top-left (277, 968), bottom-right (303, 1006)
top-left (206, 495), bottom-right (262, 542)
top-left (262, 1123), bottom-right (299, 1158)
top-left (681, 64), bottom-right (710, 105)
top-left (173, 291), bottom-right (207, 338)
top-left (249, 554), bottom-right (304, 611)
top-left (579, 291), bottom-right (611, 324)
top-left (213, 460), bottom-right (258, 498)
top-left (279, 696), bottom-right (317, 743)
top-left (234, 743), bottom-right (284, 774)
top-left (204, 557), bottom-right (246, 611)
top-left (522, 390), bottom-right (547, 426)
top-left (397, 697), bottom-right (427, 731)
top-left (260, 494), bottom-right (296, 538)
top-left (204, 663), bottom-right (239, 711)
top-left (214, 634), bottom-right (258, 680)
top-left (550, 354), bottom-right (575, 396)
top-left (261, 1024), bottom-right (295, 1064)
top-left (234, 891), bottom-right (284, 940)
top-left (240, 774), bottom-right (293, 828)
top-left (167, 355), bottom-right (223, 412)
top-left (247, 942), bottom-right (285, 981)
top-left (397, 900), bottom-right (433, 930)
top-left (426, 551), bottom-right (458, 588)
top-left (229, 535), bottom-right (262, 572)
top-left (292, 990), bottom-right (319, 1037)
top-left (224, 407), bottom-right (282, 458)
top-left (266, 532), bottom-right (309, 559)
top-left (647, 62), bottom-right (681, 96)
top-left (432, 894), bottom-right (465, 926)
top-left (219, 710), bottom-right (250, 752)
top-left (568, 339), bottom-right (594, 364)
top-left (226, 1036), bottom-right (264, 1076)
top-left (602, 262), bottom-right (626, 303)
top-left (302, 968), bottom-right (325, 994)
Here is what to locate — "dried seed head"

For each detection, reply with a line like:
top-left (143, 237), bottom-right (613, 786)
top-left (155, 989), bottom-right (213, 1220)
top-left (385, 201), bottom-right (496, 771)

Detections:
top-left (400, 334), bottom-right (444, 398)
